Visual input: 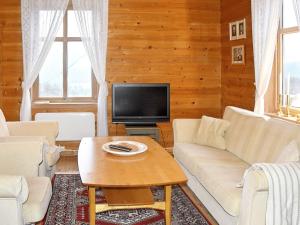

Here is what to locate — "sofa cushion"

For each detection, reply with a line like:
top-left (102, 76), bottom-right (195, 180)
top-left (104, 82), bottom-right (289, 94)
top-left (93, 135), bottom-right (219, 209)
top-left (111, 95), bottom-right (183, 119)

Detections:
top-left (223, 106), bottom-right (268, 164)
top-left (174, 143), bottom-right (222, 175)
top-left (0, 109), bottom-right (9, 137)
top-left (256, 118), bottom-right (300, 163)
top-left (194, 116), bottom-right (230, 150)
top-left (174, 143), bottom-right (249, 216)
top-left (223, 106), bottom-right (300, 164)
top-left (23, 177), bottom-right (52, 223)
top-left (240, 117), bottom-right (300, 164)
top-left (275, 140), bottom-right (300, 163)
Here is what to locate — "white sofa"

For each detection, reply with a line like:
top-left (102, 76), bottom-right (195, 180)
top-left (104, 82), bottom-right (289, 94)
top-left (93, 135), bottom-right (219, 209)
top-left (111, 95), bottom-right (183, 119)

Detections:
top-left (173, 106), bottom-right (300, 225)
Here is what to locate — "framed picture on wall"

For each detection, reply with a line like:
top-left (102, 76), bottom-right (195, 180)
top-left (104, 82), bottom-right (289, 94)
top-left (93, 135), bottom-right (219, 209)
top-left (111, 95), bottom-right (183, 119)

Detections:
top-left (232, 45), bottom-right (245, 64)
top-left (229, 22), bottom-right (237, 40)
top-left (237, 19), bottom-right (246, 39)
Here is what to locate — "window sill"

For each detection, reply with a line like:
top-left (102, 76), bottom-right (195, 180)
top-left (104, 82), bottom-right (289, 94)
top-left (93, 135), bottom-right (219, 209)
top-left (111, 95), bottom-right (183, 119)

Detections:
top-left (266, 113), bottom-right (300, 124)
top-left (32, 101), bottom-right (97, 109)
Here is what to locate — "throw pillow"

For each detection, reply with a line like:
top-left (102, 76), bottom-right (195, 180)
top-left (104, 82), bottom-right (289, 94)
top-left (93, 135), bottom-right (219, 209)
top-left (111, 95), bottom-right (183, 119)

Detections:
top-left (194, 115), bottom-right (230, 150)
top-left (43, 144), bottom-right (64, 168)
top-left (0, 109), bottom-right (9, 137)
top-left (275, 140), bottom-right (299, 163)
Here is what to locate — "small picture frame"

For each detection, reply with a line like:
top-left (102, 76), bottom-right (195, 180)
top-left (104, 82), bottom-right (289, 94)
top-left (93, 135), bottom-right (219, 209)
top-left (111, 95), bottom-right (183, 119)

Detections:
top-left (232, 45), bottom-right (245, 64)
top-left (229, 22), bottom-right (237, 40)
top-left (237, 19), bottom-right (246, 39)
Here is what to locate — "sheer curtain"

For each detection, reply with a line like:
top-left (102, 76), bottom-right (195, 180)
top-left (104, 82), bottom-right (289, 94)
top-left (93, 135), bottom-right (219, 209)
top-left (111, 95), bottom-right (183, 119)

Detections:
top-left (20, 0), bottom-right (68, 121)
top-left (251, 0), bottom-right (282, 114)
top-left (72, 0), bottom-right (109, 136)
top-left (293, 0), bottom-right (300, 25)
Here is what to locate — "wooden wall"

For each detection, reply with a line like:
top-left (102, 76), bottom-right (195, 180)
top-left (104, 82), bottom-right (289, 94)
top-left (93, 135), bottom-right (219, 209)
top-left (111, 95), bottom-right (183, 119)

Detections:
top-left (0, 23), bottom-right (2, 110)
top-left (0, 1), bottom-right (22, 121)
top-left (0, 0), bottom-right (222, 148)
top-left (221, 0), bottom-right (255, 112)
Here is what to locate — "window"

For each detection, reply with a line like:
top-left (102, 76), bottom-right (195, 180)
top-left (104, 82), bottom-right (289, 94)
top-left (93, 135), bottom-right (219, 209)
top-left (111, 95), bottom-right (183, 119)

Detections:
top-left (33, 8), bottom-right (97, 102)
top-left (278, 0), bottom-right (300, 110)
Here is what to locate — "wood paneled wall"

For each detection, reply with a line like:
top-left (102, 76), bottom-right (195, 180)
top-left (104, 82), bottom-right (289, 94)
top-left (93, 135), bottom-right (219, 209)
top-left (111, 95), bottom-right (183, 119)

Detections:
top-left (0, 1), bottom-right (22, 120)
top-left (107, 0), bottom-right (222, 146)
top-left (0, 23), bottom-right (2, 110)
top-left (0, 0), bottom-right (221, 148)
top-left (221, 0), bottom-right (255, 112)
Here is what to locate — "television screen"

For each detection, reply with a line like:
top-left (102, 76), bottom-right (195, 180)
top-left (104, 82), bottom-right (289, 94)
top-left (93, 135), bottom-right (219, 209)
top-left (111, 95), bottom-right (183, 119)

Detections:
top-left (112, 83), bottom-right (170, 124)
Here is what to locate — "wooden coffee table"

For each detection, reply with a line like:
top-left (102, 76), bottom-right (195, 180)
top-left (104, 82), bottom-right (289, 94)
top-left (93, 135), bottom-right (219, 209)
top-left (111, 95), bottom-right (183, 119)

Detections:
top-left (78, 136), bottom-right (187, 225)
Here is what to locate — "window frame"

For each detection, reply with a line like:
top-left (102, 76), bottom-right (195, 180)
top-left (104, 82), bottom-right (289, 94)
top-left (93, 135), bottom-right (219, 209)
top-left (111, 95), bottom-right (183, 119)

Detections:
top-left (32, 5), bottom-right (98, 103)
top-left (277, 2), bottom-right (300, 115)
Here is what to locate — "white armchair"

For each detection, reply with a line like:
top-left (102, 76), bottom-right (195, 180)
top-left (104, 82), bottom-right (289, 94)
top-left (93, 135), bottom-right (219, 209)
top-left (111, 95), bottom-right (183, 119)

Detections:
top-left (0, 141), bottom-right (52, 225)
top-left (0, 109), bottom-right (60, 177)
top-left (0, 175), bottom-right (29, 225)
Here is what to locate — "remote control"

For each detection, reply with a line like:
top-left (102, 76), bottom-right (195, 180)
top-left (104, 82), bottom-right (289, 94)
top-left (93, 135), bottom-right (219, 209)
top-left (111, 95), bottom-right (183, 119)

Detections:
top-left (110, 144), bottom-right (132, 150)
top-left (108, 144), bottom-right (132, 152)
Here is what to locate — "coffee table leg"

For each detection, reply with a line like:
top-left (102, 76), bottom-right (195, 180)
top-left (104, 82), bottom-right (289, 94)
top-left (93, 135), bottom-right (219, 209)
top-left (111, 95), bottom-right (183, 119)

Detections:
top-left (164, 185), bottom-right (171, 225)
top-left (89, 187), bottom-right (96, 225)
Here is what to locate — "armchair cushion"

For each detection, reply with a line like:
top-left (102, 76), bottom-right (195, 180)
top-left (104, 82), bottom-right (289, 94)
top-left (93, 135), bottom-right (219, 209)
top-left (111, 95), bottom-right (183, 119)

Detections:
top-left (0, 109), bottom-right (9, 137)
top-left (0, 136), bottom-right (62, 174)
top-left (0, 142), bottom-right (43, 177)
top-left (7, 121), bottom-right (59, 146)
top-left (0, 136), bottom-right (47, 144)
top-left (23, 177), bottom-right (52, 223)
top-left (194, 116), bottom-right (230, 150)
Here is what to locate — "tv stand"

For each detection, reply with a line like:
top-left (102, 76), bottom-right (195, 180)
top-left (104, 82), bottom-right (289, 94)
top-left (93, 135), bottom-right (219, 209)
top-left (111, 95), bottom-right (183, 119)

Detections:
top-left (125, 124), bottom-right (160, 142)
top-left (125, 123), bottom-right (157, 127)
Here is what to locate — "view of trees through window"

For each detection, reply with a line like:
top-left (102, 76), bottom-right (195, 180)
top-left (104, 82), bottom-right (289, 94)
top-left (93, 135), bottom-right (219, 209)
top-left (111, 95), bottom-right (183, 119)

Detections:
top-left (281, 0), bottom-right (300, 108)
top-left (37, 10), bottom-right (94, 101)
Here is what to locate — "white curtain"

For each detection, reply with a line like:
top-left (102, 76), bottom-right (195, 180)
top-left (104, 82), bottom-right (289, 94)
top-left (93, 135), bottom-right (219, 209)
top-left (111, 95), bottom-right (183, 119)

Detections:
top-left (72, 0), bottom-right (109, 136)
top-left (251, 0), bottom-right (282, 114)
top-left (293, 0), bottom-right (300, 25)
top-left (20, 0), bottom-right (68, 121)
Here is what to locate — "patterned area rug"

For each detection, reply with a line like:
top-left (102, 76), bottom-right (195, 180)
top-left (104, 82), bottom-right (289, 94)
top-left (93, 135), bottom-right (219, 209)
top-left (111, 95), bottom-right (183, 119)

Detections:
top-left (45, 174), bottom-right (210, 225)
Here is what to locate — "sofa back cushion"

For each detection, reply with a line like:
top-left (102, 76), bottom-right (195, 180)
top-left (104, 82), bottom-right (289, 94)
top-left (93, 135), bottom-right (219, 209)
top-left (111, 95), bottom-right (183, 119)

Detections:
top-left (259, 118), bottom-right (300, 163)
top-left (0, 109), bottom-right (9, 137)
top-left (275, 140), bottom-right (299, 163)
top-left (223, 106), bottom-right (268, 164)
top-left (223, 106), bottom-right (300, 164)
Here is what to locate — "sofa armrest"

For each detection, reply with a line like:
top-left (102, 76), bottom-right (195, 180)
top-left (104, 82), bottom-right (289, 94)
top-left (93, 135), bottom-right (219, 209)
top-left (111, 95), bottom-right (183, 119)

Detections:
top-left (0, 175), bottom-right (29, 203)
top-left (7, 121), bottom-right (59, 146)
top-left (0, 142), bottom-right (43, 177)
top-left (173, 119), bottom-right (201, 143)
top-left (238, 170), bottom-right (268, 225)
top-left (0, 175), bottom-right (29, 225)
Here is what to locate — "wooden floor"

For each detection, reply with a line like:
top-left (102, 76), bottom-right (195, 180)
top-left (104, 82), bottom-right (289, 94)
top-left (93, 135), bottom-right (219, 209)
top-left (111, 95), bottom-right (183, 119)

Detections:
top-left (56, 156), bottom-right (79, 173)
top-left (56, 156), bottom-right (218, 225)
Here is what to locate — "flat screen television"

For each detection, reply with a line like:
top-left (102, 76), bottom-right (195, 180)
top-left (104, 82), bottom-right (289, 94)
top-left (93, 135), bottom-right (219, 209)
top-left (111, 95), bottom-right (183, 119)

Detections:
top-left (112, 83), bottom-right (170, 125)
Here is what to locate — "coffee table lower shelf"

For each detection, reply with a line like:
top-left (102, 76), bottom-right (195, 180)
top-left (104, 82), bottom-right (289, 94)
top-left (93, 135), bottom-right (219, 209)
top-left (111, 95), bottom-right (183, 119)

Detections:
top-left (88, 185), bottom-right (172, 225)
